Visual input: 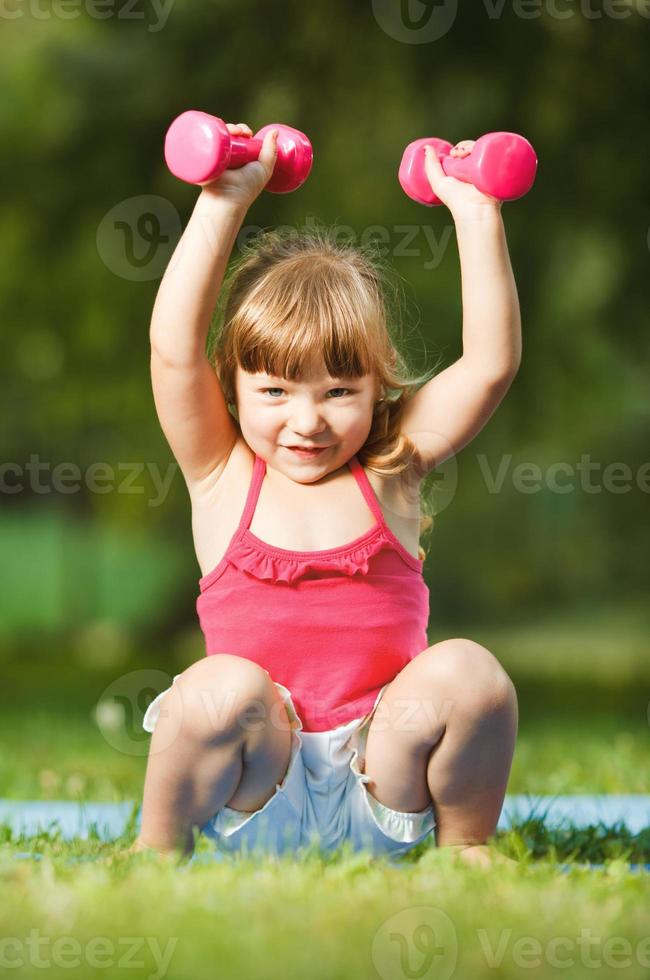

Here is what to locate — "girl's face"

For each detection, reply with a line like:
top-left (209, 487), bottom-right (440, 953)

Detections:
top-left (234, 359), bottom-right (379, 481)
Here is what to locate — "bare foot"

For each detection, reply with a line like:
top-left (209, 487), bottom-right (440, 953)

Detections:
top-left (446, 844), bottom-right (518, 868)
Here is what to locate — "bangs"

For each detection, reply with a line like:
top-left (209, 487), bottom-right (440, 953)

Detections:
top-left (229, 255), bottom-right (382, 381)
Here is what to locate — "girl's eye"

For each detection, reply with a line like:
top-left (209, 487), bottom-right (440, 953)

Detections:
top-left (261, 388), bottom-right (351, 398)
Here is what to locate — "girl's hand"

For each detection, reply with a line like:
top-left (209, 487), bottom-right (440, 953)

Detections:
top-left (424, 140), bottom-right (503, 221)
top-left (198, 123), bottom-right (279, 210)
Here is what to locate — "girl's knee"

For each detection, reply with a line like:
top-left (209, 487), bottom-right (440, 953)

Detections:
top-left (417, 638), bottom-right (517, 713)
top-left (173, 655), bottom-right (278, 741)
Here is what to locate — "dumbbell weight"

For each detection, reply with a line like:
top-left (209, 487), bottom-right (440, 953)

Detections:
top-left (399, 132), bottom-right (537, 206)
top-left (164, 110), bottom-right (313, 193)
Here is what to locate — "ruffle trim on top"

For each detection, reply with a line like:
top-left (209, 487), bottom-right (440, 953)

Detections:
top-left (226, 530), bottom-right (390, 584)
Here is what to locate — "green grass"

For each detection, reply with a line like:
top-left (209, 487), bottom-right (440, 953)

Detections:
top-left (1, 835), bottom-right (649, 980)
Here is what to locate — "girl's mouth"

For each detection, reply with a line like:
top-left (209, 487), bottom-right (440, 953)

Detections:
top-left (287, 446), bottom-right (328, 459)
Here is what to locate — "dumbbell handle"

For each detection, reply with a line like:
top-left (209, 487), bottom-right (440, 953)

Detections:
top-left (227, 135), bottom-right (264, 168)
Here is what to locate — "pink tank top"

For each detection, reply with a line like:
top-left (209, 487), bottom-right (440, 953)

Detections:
top-left (196, 453), bottom-right (430, 732)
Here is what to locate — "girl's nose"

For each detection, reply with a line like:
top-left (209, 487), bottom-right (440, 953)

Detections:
top-left (292, 424), bottom-right (326, 439)
top-left (289, 409), bottom-right (325, 436)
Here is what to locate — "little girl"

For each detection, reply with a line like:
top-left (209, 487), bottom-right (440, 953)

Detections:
top-left (137, 123), bottom-right (520, 867)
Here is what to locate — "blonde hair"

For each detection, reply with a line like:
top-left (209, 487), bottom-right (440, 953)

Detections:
top-left (208, 222), bottom-right (442, 561)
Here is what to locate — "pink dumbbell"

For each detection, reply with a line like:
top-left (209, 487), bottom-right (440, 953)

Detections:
top-left (164, 110), bottom-right (313, 193)
top-left (399, 132), bottom-right (537, 206)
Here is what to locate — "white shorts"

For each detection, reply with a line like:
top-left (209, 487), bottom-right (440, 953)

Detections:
top-left (143, 675), bottom-right (436, 859)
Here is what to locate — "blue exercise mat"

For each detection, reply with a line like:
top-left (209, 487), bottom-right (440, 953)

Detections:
top-left (501, 794), bottom-right (650, 835)
top-left (0, 800), bottom-right (138, 842)
top-left (2, 795), bottom-right (649, 872)
top-left (1, 795), bottom-right (648, 842)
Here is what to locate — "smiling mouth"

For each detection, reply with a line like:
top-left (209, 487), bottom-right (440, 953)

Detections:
top-left (286, 446), bottom-right (329, 454)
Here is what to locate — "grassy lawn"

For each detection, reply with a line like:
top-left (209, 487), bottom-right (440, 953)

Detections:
top-left (1, 841), bottom-right (649, 980)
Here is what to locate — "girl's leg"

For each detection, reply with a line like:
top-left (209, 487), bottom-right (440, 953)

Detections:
top-left (136, 655), bottom-right (293, 856)
top-left (362, 638), bottom-right (518, 849)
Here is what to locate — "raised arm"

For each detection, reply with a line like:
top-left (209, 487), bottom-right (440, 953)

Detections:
top-left (149, 123), bottom-right (279, 492)
top-left (399, 141), bottom-right (522, 476)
